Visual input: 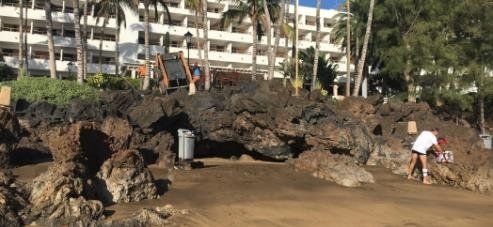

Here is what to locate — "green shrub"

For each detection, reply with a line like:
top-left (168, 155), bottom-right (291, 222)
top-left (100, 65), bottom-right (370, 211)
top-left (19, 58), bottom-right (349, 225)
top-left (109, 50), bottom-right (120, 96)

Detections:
top-left (1, 77), bottom-right (100, 105)
top-left (86, 73), bottom-right (140, 90)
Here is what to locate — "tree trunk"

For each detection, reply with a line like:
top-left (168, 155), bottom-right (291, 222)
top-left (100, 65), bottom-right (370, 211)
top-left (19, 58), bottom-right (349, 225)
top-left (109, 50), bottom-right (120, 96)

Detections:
top-left (282, 0), bottom-right (289, 87)
top-left (345, 0), bottom-right (351, 96)
top-left (115, 6), bottom-right (120, 76)
top-left (311, 0), bottom-right (321, 91)
top-left (143, 1), bottom-right (151, 90)
top-left (479, 96), bottom-right (485, 134)
top-left (98, 26), bottom-right (104, 73)
top-left (251, 13), bottom-right (258, 80)
top-left (262, 0), bottom-right (273, 80)
top-left (273, 0), bottom-right (285, 82)
top-left (45, 0), bottom-right (57, 79)
top-left (294, 0), bottom-right (299, 96)
top-left (404, 65), bottom-right (416, 103)
top-left (352, 0), bottom-right (375, 97)
top-left (23, 5), bottom-right (29, 75)
top-left (18, 0), bottom-right (25, 79)
top-left (73, 0), bottom-right (84, 83)
top-left (194, 11), bottom-right (204, 71)
top-left (202, 0), bottom-right (210, 90)
top-left (82, 0), bottom-right (88, 79)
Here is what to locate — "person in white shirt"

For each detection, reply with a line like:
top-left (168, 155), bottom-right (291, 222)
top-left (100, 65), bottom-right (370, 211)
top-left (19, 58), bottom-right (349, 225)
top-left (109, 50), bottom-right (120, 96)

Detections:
top-left (407, 128), bottom-right (444, 184)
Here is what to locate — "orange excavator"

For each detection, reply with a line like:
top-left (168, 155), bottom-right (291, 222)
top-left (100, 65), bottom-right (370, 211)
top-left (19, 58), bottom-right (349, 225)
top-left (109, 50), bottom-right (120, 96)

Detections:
top-left (154, 52), bottom-right (193, 94)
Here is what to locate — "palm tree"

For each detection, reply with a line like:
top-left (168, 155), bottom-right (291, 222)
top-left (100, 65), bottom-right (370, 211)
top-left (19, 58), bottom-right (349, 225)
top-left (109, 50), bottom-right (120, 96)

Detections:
top-left (96, 17), bottom-right (108, 73)
top-left (45, 0), bottom-right (57, 79)
top-left (282, 0), bottom-right (289, 87)
top-left (294, 0), bottom-right (300, 96)
top-left (222, 0), bottom-right (261, 80)
top-left (73, 0), bottom-right (84, 83)
top-left (142, 0), bottom-right (171, 90)
top-left (272, 0), bottom-right (286, 81)
top-left (352, 0), bottom-right (375, 96)
top-left (95, 0), bottom-right (137, 75)
top-left (262, 0), bottom-right (273, 79)
top-left (311, 0), bottom-right (321, 91)
top-left (201, 0), bottom-right (211, 90)
top-left (262, 0), bottom-right (281, 80)
top-left (185, 0), bottom-right (204, 70)
top-left (345, 0), bottom-right (351, 96)
top-left (18, 0), bottom-right (25, 78)
top-left (82, 0), bottom-right (89, 79)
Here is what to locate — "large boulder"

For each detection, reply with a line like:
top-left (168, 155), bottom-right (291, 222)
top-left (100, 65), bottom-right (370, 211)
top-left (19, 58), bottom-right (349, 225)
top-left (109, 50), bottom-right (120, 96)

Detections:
top-left (101, 116), bottom-right (133, 152)
top-left (29, 162), bottom-right (103, 225)
top-left (67, 99), bottom-right (103, 123)
top-left (43, 123), bottom-right (86, 163)
top-left (0, 108), bottom-right (21, 168)
top-left (128, 96), bottom-right (182, 132)
top-left (43, 122), bottom-right (111, 175)
top-left (22, 101), bottom-right (66, 126)
top-left (429, 155), bottom-right (493, 193)
top-left (101, 90), bottom-right (142, 117)
top-left (367, 137), bottom-right (410, 175)
top-left (95, 150), bottom-right (158, 204)
top-left (305, 120), bottom-right (377, 164)
top-left (291, 151), bottom-right (375, 187)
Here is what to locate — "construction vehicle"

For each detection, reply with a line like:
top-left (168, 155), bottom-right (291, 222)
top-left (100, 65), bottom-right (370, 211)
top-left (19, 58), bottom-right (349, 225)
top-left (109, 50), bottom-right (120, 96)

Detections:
top-left (154, 52), bottom-right (193, 94)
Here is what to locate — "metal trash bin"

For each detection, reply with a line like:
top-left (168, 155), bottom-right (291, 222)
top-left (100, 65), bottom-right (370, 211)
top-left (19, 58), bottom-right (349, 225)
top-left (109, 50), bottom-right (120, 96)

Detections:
top-left (178, 129), bottom-right (195, 160)
top-left (480, 134), bottom-right (492, 150)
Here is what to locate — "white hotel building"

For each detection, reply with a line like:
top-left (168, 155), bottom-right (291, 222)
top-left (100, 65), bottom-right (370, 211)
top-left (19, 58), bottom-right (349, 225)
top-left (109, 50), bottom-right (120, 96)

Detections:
top-left (0, 0), bottom-right (351, 78)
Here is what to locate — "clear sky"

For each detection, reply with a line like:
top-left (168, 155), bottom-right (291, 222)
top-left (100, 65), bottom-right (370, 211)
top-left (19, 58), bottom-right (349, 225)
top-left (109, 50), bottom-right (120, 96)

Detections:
top-left (299, 0), bottom-right (343, 9)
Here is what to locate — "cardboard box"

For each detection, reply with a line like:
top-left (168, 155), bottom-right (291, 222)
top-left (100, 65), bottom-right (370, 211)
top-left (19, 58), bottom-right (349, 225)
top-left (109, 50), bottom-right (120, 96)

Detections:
top-left (0, 86), bottom-right (11, 106)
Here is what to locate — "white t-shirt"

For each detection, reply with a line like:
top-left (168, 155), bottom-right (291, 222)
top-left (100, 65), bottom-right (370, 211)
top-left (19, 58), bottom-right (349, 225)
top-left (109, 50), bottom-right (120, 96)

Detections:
top-left (411, 131), bottom-right (438, 154)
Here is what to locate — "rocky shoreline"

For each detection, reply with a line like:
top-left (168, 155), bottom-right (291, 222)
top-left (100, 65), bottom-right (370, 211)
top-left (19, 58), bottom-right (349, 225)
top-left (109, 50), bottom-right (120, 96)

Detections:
top-left (1, 81), bottom-right (491, 225)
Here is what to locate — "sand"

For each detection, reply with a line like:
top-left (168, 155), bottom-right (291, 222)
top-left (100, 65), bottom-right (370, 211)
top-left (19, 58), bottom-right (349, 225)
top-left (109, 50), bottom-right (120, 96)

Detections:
top-left (12, 158), bottom-right (493, 227)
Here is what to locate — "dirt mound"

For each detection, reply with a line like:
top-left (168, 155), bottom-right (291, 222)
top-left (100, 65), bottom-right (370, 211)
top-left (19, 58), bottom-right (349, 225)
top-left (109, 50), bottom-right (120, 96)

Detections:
top-left (291, 151), bottom-right (375, 187)
top-left (95, 149), bottom-right (158, 204)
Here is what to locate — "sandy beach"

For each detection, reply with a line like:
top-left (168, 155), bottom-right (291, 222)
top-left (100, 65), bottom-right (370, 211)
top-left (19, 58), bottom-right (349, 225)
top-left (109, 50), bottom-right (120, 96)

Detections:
top-left (13, 158), bottom-right (493, 227)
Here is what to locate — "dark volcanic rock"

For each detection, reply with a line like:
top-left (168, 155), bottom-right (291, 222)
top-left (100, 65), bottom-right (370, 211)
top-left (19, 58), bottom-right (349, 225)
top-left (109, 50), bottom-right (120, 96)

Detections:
top-left (101, 90), bottom-right (142, 117)
top-left (0, 170), bottom-right (28, 227)
top-left (95, 150), bottom-right (158, 204)
top-left (68, 99), bottom-right (103, 122)
top-left (23, 101), bottom-right (66, 126)
top-left (128, 96), bottom-right (182, 132)
top-left (305, 120), bottom-right (377, 164)
top-left (0, 108), bottom-right (21, 168)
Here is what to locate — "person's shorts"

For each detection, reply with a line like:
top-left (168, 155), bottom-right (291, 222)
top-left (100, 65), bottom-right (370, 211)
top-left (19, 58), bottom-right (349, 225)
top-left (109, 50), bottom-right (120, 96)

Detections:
top-left (193, 75), bottom-right (200, 80)
top-left (412, 150), bottom-right (426, 156)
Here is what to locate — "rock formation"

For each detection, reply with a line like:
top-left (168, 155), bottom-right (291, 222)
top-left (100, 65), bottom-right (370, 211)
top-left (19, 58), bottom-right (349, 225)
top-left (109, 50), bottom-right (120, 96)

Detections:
top-left (0, 107), bottom-right (20, 168)
top-left (0, 170), bottom-right (28, 227)
top-left (291, 151), bottom-right (375, 187)
top-left (95, 150), bottom-right (158, 204)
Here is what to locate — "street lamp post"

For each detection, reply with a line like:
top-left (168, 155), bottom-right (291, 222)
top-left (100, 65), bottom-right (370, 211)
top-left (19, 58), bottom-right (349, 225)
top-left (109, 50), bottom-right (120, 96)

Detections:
top-left (184, 31), bottom-right (193, 67)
